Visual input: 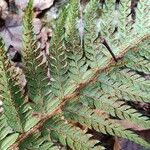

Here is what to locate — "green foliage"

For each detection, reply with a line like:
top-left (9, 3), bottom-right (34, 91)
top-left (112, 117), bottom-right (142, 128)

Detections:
top-left (64, 101), bottom-right (150, 148)
top-left (0, 0), bottom-right (150, 149)
top-left (0, 38), bottom-right (23, 132)
top-left (22, 0), bottom-right (52, 112)
top-left (43, 115), bottom-right (105, 150)
top-left (48, 5), bottom-right (69, 98)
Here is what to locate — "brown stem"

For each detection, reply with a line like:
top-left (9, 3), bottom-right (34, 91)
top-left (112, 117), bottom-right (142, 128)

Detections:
top-left (101, 38), bottom-right (118, 62)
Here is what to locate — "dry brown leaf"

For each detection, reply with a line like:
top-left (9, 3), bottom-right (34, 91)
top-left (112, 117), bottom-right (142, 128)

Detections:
top-left (15, 0), bottom-right (54, 11)
top-left (0, 0), bottom-right (9, 19)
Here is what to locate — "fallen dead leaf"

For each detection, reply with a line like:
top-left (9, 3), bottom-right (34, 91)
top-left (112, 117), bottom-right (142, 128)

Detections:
top-left (15, 0), bottom-right (54, 11)
top-left (0, 0), bottom-right (9, 19)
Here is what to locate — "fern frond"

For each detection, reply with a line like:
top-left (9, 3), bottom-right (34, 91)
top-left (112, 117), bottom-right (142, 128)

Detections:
top-left (48, 5), bottom-right (69, 98)
top-left (99, 72), bottom-right (150, 102)
top-left (138, 39), bottom-right (150, 59)
top-left (125, 51), bottom-right (150, 74)
top-left (22, 0), bottom-right (51, 111)
top-left (20, 103), bottom-right (39, 132)
top-left (84, 0), bottom-right (108, 68)
top-left (134, 0), bottom-right (150, 34)
top-left (65, 0), bottom-right (79, 40)
top-left (43, 115), bottom-right (105, 150)
top-left (0, 132), bottom-right (19, 150)
top-left (81, 85), bottom-right (150, 129)
top-left (64, 0), bottom-right (88, 83)
top-left (0, 115), bottom-right (19, 150)
top-left (84, 0), bottom-right (150, 69)
top-left (0, 38), bottom-right (24, 132)
top-left (68, 49), bottom-right (88, 83)
top-left (0, 38), bottom-right (39, 134)
top-left (0, 114), bottom-right (12, 141)
top-left (63, 101), bottom-right (150, 149)
top-left (19, 132), bottom-right (65, 150)
top-left (110, 68), bottom-right (150, 92)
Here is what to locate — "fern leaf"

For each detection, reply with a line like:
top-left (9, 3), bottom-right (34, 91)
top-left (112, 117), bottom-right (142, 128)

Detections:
top-left (20, 132), bottom-right (65, 150)
top-left (99, 72), bottom-right (150, 102)
top-left (0, 114), bottom-right (13, 141)
top-left (43, 115), bottom-right (105, 150)
top-left (84, 0), bottom-right (108, 68)
top-left (48, 5), bottom-right (69, 98)
top-left (0, 132), bottom-right (19, 150)
top-left (84, 0), bottom-right (150, 69)
top-left (110, 68), bottom-right (150, 92)
top-left (138, 39), bottom-right (150, 59)
top-left (20, 103), bottom-right (39, 132)
top-left (64, 0), bottom-right (88, 83)
top-left (0, 38), bottom-right (24, 132)
top-left (134, 0), bottom-right (150, 34)
top-left (22, 0), bottom-right (51, 111)
top-left (65, 0), bottom-right (79, 40)
top-left (63, 101), bottom-right (150, 149)
top-left (68, 49), bottom-right (88, 83)
top-left (125, 51), bottom-right (150, 74)
top-left (81, 85), bottom-right (150, 129)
